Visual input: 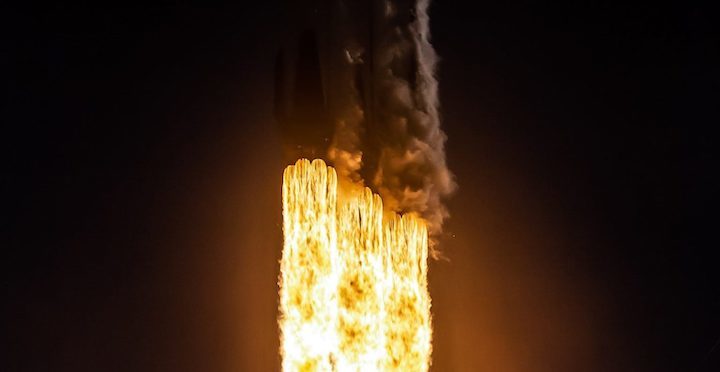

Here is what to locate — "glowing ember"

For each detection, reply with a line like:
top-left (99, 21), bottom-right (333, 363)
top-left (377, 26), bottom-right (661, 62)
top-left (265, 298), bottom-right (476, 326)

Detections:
top-left (280, 159), bottom-right (431, 371)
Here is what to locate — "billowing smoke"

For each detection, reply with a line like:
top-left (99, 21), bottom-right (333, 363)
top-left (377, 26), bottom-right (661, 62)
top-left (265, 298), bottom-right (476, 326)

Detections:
top-left (328, 0), bottom-right (455, 247)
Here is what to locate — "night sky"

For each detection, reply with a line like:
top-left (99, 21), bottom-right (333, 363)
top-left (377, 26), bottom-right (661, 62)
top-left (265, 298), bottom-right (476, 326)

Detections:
top-left (3, 2), bottom-right (718, 371)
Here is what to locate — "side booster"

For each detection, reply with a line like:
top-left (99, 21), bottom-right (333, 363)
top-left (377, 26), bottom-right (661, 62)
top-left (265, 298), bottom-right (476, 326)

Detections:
top-left (274, 27), bottom-right (331, 163)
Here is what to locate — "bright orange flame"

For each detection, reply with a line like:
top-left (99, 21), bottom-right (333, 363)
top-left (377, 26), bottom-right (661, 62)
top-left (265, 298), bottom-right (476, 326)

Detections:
top-left (280, 159), bottom-right (431, 371)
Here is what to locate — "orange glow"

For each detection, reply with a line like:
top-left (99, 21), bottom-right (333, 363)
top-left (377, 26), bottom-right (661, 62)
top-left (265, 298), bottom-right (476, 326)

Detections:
top-left (279, 159), bottom-right (431, 371)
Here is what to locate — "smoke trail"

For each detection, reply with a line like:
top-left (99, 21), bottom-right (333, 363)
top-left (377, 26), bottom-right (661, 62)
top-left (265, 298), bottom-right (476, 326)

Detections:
top-left (328, 0), bottom-right (455, 247)
top-left (371, 0), bottom-right (455, 239)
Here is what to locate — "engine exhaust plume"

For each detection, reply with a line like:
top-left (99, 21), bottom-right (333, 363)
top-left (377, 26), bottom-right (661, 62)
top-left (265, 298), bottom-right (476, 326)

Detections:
top-left (280, 159), bottom-right (431, 371)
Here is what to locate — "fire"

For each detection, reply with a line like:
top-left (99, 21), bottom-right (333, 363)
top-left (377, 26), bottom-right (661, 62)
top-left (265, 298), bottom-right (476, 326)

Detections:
top-left (280, 159), bottom-right (432, 371)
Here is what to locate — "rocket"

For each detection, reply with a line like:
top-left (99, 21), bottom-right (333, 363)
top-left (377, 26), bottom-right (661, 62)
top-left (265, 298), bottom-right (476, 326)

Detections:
top-left (274, 1), bottom-right (421, 167)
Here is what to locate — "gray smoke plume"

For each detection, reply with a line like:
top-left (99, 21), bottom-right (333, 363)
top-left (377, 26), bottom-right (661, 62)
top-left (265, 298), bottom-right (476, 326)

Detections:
top-left (327, 0), bottom-right (455, 247)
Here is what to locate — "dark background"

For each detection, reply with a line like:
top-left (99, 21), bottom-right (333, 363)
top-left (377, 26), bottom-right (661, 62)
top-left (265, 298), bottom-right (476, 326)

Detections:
top-left (3, 1), bottom-right (718, 371)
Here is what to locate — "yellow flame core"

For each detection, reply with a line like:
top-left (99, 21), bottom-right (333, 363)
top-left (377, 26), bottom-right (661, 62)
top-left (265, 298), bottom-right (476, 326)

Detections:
top-left (280, 159), bottom-right (431, 372)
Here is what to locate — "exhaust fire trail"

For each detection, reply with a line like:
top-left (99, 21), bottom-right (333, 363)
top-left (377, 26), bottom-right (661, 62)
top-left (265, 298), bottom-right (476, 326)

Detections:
top-left (280, 159), bottom-right (431, 371)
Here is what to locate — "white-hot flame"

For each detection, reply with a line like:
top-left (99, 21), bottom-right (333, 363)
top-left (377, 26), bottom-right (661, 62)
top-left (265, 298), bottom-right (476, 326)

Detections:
top-left (280, 159), bottom-right (431, 371)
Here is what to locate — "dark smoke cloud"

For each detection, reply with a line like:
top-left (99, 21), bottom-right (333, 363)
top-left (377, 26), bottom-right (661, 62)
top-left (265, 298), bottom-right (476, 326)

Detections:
top-left (327, 0), bottom-right (455, 248)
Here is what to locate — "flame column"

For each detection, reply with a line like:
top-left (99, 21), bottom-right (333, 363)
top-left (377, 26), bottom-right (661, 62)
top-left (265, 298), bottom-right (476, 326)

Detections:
top-left (279, 159), bottom-right (432, 371)
top-left (335, 189), bottom-right (387, 370)
top-left (280, 159), bottom-right (340, 371)
top-left (384, 216), bottom-right (432, 371)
